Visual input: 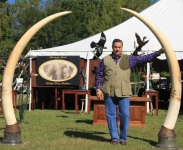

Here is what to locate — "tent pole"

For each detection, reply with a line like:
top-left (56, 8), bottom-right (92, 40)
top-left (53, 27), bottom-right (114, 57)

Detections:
top-left (85, 50), bottom-right (90, 112)
top-left (146, 62), bottom-right (150, 113)
top-left (29, 58), bottom-right (32, 111)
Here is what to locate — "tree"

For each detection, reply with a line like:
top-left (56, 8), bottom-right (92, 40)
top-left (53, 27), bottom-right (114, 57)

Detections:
top-left (0, 0), bottom-right (8, 2)
top-left (0, 1), bottom-right (15, 56)
top-left (13, 0), bottom-right (45, 54)
top-left (0, 0), bottom-right (156, 55)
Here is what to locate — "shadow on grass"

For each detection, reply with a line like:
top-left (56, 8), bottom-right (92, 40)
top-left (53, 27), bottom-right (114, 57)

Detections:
top-left (75, 119), bottom-right (93, 124)
top-left (55, 115), bottom-right (69, 118)
top-left (128, 135), bottom-right (157, 146)
top-left (64, 130), bottom-right (109, 142)
top-left (0, 128), bottom-right (5, 130)
top-left (176, 111), bottom-right (183, 120)
top-left (63, 111), bottom-right (76, 114)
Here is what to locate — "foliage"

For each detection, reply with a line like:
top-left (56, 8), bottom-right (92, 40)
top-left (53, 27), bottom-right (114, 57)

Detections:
top-left (160, 71), bottom-right (170, 77)
top-left (130, 71), bottom-right (144, 95)
top-left (13, 0), bottom-right (45, 54)
top-left (0, 1), bottom-right (15, 56)
top-left (17, 70), bottom-right (31, 123)
top-left (0, 0), bottom-right (155, 56)
top-left (0, 0), bottom-right (157, 82)
top-left (0, 109), bottom-right (183, 149)
top-left (18, 91), bottom-right (29, 122)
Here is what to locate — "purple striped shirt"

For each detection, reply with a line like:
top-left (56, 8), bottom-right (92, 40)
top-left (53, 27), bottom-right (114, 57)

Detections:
top-left (95, 51), bottom-right (160, 89)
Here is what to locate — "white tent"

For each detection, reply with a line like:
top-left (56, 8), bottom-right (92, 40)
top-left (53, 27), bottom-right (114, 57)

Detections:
top-left (26, 0), bottom-right (183, 112)
top-left (26, 0), bottom-right (183, 60)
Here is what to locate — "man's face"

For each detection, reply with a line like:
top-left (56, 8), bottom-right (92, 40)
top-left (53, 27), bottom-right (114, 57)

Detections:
top-left (112, 42), bottom-right (123, 57)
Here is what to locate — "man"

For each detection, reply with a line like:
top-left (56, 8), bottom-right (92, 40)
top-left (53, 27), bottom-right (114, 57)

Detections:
top-left (95, 38), bottom-right (164, 145)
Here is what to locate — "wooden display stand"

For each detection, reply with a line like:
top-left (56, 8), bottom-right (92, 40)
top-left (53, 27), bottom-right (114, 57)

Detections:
top-left (89, 96), bottom-right (151, 127)
top-left (32, 87), bottom-right (60, 110)
top-left (145, 91), bottom-right (159, 116)
top-left (62, 89), bottom-right (91, 114)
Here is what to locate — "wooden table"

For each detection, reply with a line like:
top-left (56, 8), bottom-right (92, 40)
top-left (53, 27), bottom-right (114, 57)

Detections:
top-left (62, 89), bottom-right (91, 114)
top-left (32, 87), bottom-right (59, 110)
top-left (145, 91), bottom-right (159, 116)
top-left (88, 96), bottom-right (151, 127)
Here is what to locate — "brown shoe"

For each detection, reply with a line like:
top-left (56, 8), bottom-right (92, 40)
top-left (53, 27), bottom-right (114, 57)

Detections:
top-left (120, 141), bottom-right (127, 145)
top-left (111, 141), bottom-right (119, 145)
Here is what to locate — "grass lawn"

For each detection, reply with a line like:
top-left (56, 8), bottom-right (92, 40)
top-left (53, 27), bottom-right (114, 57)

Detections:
top-left (0, 109), bottom-right (183, 150)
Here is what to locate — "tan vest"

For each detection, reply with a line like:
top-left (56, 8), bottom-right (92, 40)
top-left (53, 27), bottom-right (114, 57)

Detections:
top-left (101, 54), bottom-right (132, 97)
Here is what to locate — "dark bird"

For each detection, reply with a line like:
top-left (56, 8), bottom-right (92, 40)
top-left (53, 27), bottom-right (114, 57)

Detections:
top-left (133, 33), bottom-right (149, 56)
top-left (135, 33), bottom-right (149, 48)
top-left (90, 32), bottom-right (107, 60)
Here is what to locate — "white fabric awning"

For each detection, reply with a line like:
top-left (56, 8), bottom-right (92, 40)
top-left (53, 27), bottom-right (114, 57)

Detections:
top-left (26, 0), bottom-right (183, 60)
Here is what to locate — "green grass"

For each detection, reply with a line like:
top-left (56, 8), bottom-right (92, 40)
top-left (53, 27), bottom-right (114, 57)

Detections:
top-left (0, 109), bottom-right (183, 150)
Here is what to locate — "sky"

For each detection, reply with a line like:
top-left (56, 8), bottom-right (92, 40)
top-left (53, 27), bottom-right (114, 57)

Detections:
top-left (7, 0), bottom-right (160, 4)
top-left (7, 0), bottom-right (14, 4)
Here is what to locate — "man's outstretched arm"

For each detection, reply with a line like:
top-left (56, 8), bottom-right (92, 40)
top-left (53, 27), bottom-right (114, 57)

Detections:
top-left (129, 48), bottom-right (164, 69)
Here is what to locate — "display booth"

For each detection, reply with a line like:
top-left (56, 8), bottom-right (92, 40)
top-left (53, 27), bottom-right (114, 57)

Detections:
top-left (25, 0), bottom-right (183, 111)
top-left (25, 51), bottom-right (161, 126)
top-left (30, 55), bottom-right (100, 111)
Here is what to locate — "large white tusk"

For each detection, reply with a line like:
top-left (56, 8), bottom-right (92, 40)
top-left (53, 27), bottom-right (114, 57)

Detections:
top-left (121, 8), bottom-right (181, 130)
top-left (2, 11), bottom-right (72, 125)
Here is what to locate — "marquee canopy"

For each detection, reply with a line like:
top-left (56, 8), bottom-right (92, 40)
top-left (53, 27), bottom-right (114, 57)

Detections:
top-left (26, 0), bottom-right (183, 60)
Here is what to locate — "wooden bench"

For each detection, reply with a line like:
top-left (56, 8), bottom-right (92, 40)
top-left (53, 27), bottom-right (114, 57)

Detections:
top-left (88, 96), bottom-right (151, 127)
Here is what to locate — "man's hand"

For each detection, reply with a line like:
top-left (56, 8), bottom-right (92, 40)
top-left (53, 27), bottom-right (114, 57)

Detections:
top-left (96, 89), bottom-right (104, 100)
top-left (158, 48), bottom-right (165, 55)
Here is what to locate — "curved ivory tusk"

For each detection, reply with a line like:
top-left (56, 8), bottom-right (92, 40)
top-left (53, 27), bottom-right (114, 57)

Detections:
top-left (2, 11), bottom-right (72, 125)
top-left (121, 8), bottom-right (181, 129)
